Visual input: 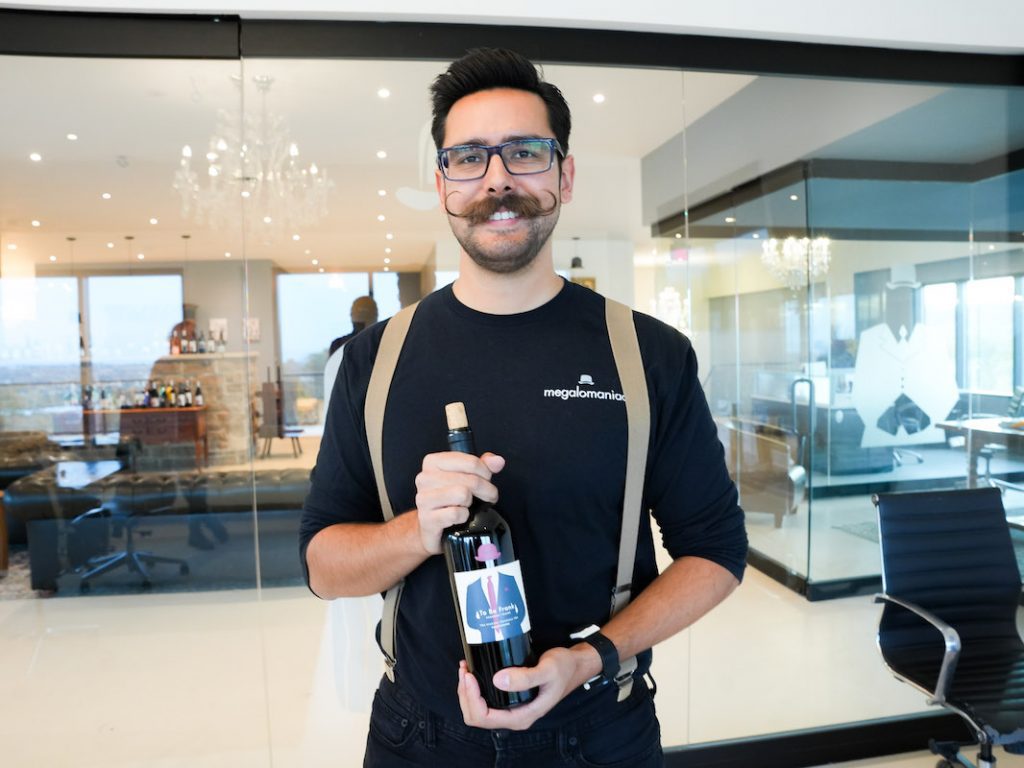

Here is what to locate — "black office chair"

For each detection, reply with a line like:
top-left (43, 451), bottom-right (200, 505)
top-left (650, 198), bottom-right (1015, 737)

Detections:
top-left (72, 504), bottom-right (189, 592)
top-left (873, 487), bottom-right (1024, 767)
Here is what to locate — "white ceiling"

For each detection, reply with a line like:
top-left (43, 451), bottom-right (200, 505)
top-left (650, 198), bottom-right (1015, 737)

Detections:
top-left (0, 54), bottom-right (754, 273)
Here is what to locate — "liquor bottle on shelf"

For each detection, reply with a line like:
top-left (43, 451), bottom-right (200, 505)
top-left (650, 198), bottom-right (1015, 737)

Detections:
top-left (194, 381), bottom-right (204, 407)
top-left (441, 402), bottom-right (537, 710)
top-left (216, 330), bottom-right (226, 354)
top-left (150, 380), bottom-right (161, 408)
top-left (170, 329), bottom-right (181, 356)
top-left (187, 330), bottom-right (198, 354)
top-left (197, 331), bottom-right (207, 354)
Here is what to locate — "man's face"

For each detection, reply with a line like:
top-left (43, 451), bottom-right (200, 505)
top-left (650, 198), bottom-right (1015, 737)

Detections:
top-left (435, 88), bottom-right (574, 275)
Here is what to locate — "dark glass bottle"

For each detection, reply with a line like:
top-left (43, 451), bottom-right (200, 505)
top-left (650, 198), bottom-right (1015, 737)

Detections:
top-left (442, 402), bottom-right (537, 709)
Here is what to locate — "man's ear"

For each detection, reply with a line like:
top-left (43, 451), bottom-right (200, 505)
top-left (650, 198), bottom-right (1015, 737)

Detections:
top-left (559, 154), bottom-right (575, 204)
top-left (435, 168), bottom-right (447, 213)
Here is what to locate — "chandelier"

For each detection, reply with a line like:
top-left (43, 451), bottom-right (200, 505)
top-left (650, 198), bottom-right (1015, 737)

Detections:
top-left (172, 75), bottom-right (332, 241)
top-left (760, 236), bottom-right (831, 290)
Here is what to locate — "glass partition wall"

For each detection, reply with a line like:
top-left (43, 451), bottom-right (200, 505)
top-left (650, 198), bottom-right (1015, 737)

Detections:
top-left (2, 30), bottom-right (1024, 767)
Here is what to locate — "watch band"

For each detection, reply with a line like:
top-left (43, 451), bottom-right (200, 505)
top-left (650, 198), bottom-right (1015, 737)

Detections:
top-left (583, 631), bottom-right (619, 684)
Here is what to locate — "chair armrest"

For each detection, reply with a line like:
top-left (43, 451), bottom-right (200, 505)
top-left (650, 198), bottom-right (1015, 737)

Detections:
top-left (71, 506), bottom-right (112, 525)
top-left (874, 593), bottom-right (961, 704)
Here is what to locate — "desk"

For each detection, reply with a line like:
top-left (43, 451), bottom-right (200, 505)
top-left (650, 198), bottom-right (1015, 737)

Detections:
top-left (83, 407), bottom-right (208, 467)
top-left (937, 418), bottom-right (1024, 487)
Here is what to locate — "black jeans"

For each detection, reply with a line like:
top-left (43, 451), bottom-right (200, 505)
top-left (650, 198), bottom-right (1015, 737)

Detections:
top-left (364, 675), bottom-right (663, 768)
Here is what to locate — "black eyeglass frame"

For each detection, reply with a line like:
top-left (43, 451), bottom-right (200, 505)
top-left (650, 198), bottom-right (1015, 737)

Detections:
top-left (436, 138), bottom-right (565, 181)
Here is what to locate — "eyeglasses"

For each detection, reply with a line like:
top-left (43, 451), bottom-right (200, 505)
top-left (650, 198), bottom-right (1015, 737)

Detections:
top-left (437, 138), bottom-right (564, 181)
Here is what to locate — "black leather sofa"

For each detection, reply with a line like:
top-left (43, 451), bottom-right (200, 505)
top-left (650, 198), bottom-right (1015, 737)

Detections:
top-left (4, 466), bottom-right (311, 592)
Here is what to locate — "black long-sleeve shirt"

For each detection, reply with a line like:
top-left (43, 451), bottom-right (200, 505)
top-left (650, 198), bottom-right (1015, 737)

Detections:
top-left (300, 279), bottom-right (747, 725)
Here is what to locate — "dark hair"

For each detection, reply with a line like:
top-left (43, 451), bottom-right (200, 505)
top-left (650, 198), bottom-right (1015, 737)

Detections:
top-left (430, 48), bottom-right (571, 155)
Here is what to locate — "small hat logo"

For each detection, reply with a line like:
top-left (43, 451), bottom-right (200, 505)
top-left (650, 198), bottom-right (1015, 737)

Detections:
top-left (578, 374), bottom-right (595, 386)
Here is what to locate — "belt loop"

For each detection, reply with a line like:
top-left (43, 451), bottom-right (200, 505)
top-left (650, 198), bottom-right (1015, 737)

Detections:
top-left (420, 711), bottom-right (436, 748)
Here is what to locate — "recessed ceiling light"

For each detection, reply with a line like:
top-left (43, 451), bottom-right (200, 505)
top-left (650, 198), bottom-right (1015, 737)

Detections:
top-left (49, 255), bottom-right (57, 262)
top-left (592, 93), bottom-right (606, 104)
top-left (989, 244), bottom-right (996, 250)
top-left (224, 251), bottom-right (232, 258)
top-left (377, 214), bottom-right (386, 222)
top-left (377, 88), bottom-right (391, 99)
top-left (377, 189), bottom-right (387, 197)
top-left (376, 150), bottom-right (387, 160)
top-left (753, 233), bottom-right (760, 239)
top-left (384, 266), bottom-right (390, 272)
top-left (241, 190), bottom-right (251, 198)
top-left (66, 133), bottom-right (78, 141)
top-left (789, 194), bottom-right (799, 201)
top-left (106, 242), bottom-right (114, 248)
top-left (263, 216), bottom-right (272, 224)
top-left (311, 258), bottom-right (319, 265)
top-left (304, 249), bottom-right (311, 255)
top-left (384, 257), bottom-right (391, 265)
top-left (31, 220), bottom-right (41, 227)
top-left (29, 152), bottom-right (42, 162)
top-left (137, 253), bottom-right (145, 260)
top-left (675, 233), bottom-right (682, 239)
top-left (292, 234), bottom-right (301, 241)
top-left (385, 247), bottom-right (392, 254)
top-left (385, 233), bottom-right (394, 240)
top-left (101, 192), bottom-right (112, 200)
top-left (149, 217), bottom-right (158, 225)
top-left (318, 267), bottom-right (324, 273)
top-left (725, 216), bottom-right (736, 223)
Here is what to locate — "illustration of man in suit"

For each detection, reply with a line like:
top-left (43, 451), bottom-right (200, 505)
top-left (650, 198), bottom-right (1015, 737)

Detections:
top-left (463, 543), bottom-right (527, 643)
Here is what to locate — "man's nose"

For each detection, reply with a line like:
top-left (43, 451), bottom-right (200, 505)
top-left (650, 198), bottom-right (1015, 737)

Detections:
top-left (482, 152), bottom-right (514, 193)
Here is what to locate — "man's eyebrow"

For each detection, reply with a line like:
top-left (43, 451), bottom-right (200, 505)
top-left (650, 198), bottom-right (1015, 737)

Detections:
top-left (446, 133), bottom-right (547, 147)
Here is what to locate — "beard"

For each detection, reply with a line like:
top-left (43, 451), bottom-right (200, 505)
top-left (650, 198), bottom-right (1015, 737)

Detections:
top-left (444, 189), bottom-right (560, 275)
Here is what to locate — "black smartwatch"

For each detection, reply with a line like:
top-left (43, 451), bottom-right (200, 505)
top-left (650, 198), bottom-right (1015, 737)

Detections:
top-left (575, 627), bottom-right (619, 689)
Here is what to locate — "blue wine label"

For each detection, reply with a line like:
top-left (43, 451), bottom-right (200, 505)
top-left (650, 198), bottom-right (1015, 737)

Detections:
top-left (454, 560), bottom-right (531, 645)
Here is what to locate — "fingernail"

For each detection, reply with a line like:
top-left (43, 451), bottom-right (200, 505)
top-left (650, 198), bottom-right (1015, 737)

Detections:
top-left (495, 672), bottom-right (509, 690)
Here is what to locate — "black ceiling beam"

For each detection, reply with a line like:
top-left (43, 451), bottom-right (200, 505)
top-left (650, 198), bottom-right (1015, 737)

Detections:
top-left (0, 8), bottom-right (239, 59)
top-left (239, 20), bottom-right (1024, 87)
top-left (0, 9), bottom-right (1021, 87)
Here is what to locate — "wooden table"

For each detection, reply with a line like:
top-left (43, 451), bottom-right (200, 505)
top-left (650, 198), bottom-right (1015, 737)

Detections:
top-left (83, 407), bottom-right (209, 467)
top-left (937, 417), bottom-right (1024, 487)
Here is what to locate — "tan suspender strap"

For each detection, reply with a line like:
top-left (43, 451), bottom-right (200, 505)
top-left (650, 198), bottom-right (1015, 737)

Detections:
top-left (365, 302), bottom-right (419, 681)
top-left (604, 298), bottom-right (650, 701)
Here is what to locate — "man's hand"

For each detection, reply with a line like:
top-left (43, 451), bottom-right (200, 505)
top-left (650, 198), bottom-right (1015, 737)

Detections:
top-left (457, 645), bottom-right (598, 731)
top-left (414, 451), bottom-right (505, 555)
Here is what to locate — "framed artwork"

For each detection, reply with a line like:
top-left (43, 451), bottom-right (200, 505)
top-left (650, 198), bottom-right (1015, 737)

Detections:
top-left (244, 317), bottom-right (261, 343)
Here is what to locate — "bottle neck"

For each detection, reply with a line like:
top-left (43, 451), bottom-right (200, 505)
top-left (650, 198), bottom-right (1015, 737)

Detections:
top-left (447, 427), bottom-right (476, 456)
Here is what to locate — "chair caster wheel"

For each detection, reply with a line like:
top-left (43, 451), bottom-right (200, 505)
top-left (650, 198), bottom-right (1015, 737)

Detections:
top-left (180, 564), bottom-right (190, 576)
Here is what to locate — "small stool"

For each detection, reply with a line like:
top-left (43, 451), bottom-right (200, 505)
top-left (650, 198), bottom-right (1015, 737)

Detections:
top-left (283, 428), bottom-right (303, 458)
top-left (260, 429), bottom-right (304, 459)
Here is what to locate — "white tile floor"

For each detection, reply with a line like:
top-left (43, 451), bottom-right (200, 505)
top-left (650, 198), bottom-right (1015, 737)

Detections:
top-left (3, 435), bottom-right (1022, 767)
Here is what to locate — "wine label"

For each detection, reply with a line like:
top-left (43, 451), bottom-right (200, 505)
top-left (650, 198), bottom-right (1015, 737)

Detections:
top-left (453, 560), bottom-right (532, 645)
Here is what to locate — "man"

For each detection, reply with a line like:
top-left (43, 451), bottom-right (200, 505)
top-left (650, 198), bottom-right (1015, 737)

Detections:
top-left (300, 48), bottom-right (747, 767)
top-left (324, 295), bottom-right (379, 425)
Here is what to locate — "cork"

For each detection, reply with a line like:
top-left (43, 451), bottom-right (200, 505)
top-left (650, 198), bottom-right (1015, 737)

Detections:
top-left (445, 402), bottom-right (469, 430)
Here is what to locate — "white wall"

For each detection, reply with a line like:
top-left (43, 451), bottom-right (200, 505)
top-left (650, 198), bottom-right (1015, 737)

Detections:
top-left (4, 1), bottom-right (1023, 53)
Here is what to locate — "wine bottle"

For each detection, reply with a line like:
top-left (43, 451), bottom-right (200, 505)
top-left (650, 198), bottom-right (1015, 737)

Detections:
top-left (442, 402), bottom-right (537, 709)
top-left (194, 381), bottom-right (204, 407)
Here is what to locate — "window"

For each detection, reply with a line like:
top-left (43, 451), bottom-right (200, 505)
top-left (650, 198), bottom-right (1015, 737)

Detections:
top-left (964, 275), bottom-right (1014, 393)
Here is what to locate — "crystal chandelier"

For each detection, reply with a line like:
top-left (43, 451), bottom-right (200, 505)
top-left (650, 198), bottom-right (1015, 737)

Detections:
top-left (172, 75), bottom-right (332, 242)
top-left (760, 236), bottom-right (831, 290)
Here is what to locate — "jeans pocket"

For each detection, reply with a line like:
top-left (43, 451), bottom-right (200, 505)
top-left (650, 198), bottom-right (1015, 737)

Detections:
top-left (574, 695), bottom-right (662, 768)
top-left (368, 689), bottom-right (418, 749)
